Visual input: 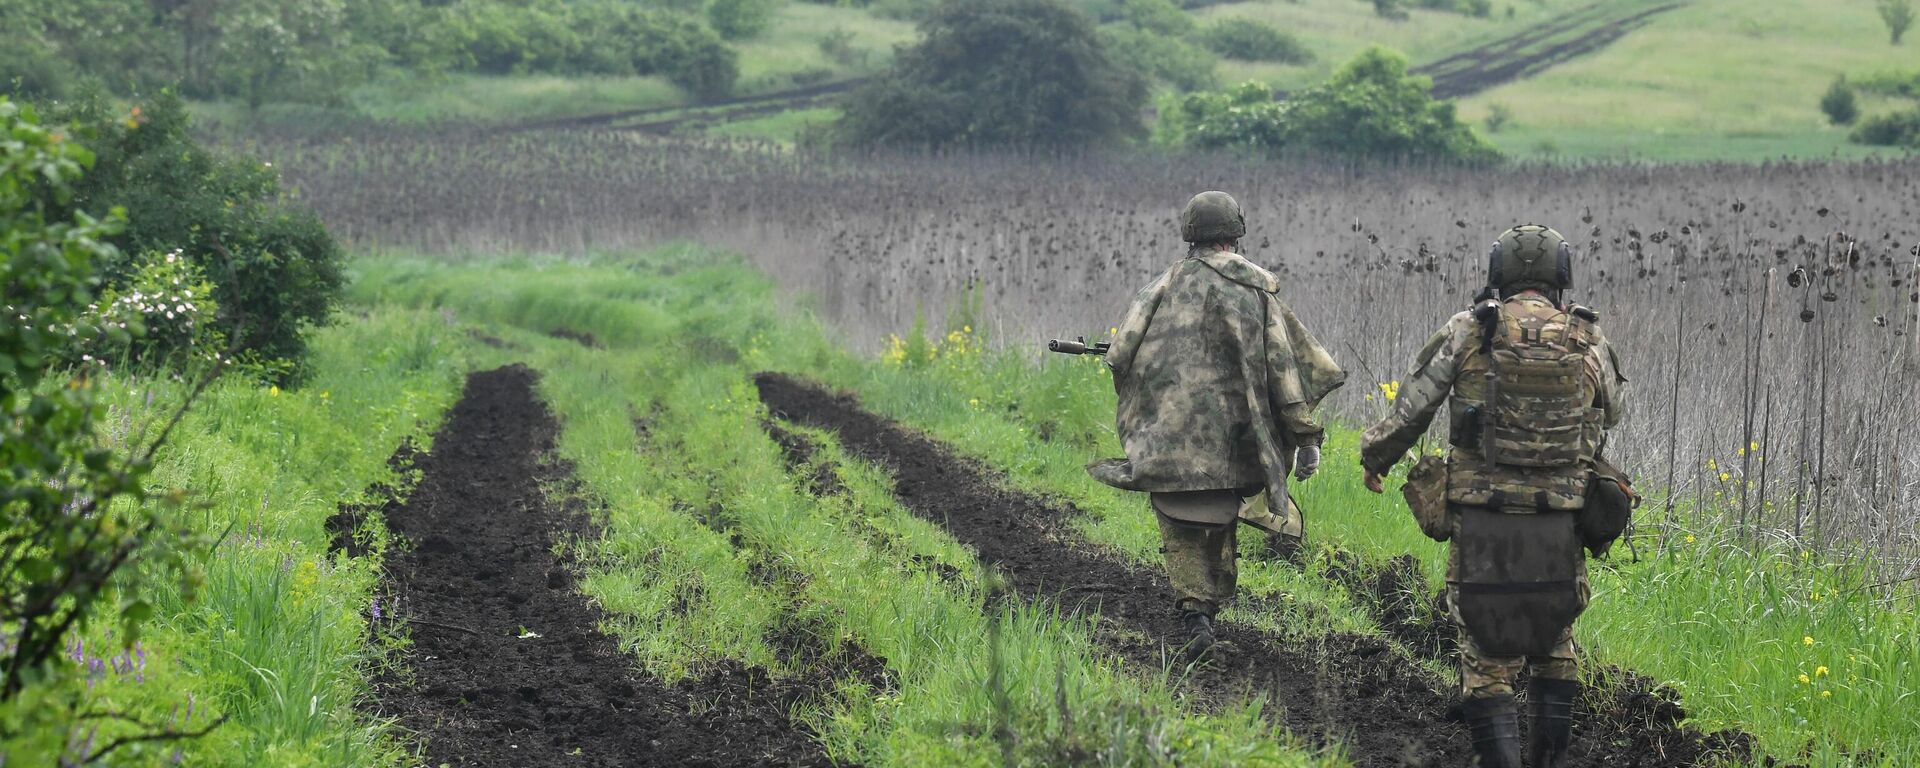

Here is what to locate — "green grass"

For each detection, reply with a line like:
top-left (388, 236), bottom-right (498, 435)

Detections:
top-left (1456, 0), bottom-right (1920, 162)
top-left (349, 250), bottom-right (1335, 766)
top-left (704, 106), bottom-right (842, 143)
top-left (0, 309), bottom-right (475, 765)
top-left (1196, 0), bottom-right (1604, 91)
top-left (342, 244), bottom-right (1920, 764)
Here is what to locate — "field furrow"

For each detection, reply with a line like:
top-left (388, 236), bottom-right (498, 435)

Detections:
top-left (363, 364), bottom-right (844, 766)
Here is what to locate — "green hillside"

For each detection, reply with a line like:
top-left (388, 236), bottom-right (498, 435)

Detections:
top-left (175, 0), bottom-right (1920, 163)
top-left (1455, 0), bottom-right (1920, 161)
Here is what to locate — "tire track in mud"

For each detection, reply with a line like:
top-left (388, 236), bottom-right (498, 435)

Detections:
top-left (1414, 3), bottom-right (1683, 100)
top-left (753, 371), bottom-right (1741, 768)
top-left (355, 365), bottom-right (850, 766)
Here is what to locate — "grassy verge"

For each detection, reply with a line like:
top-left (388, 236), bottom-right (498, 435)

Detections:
top-left (1, 309), bottom-right (474, 766)
top-left (351, 250), bottom-right (1335, 767)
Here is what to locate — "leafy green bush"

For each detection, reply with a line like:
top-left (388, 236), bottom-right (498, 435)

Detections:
top-left (1821, 76), bottom-right (1860, 126)
top-left (1854, 69), bottom-right (1920, 98)
top-left (709, 0), bottom-right (784, 40)
top-left (1851, 108), bottom-right (1920, 146)
top-left (1104, 26), bottom-right (1218, 92)
top-left (41, 94), bottom-right (344, 380)
top-left (1159, 48), bottom-right (1500, 163)
top-left (1120, 0), bottom-right (1196, 35)
top-left (838, 0), bottom-right (1148, 148)
top-left (0, 98), bottom-right (202, 711)
top-left (1197, 19), bottom-right (1314, 64)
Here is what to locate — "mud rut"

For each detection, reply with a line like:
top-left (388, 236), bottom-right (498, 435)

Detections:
top-left (348, 366), bottom-right (861, 767)
top-left (753, 372), bottom-right (1749, 768)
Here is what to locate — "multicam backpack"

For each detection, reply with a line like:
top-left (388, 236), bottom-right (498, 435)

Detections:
top-left (1445, 296), bottom-right (1606, 512)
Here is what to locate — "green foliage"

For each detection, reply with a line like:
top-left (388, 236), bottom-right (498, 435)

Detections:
top-left (709, 0), bottom-right (784, 39)
top-left (1372, 0), bottom-right (1410, 20)
top-left (1850, 108), bottom-right (1920, 146)
top-left (1119, 0), bottom-right (1196, 35)
top-left (1820, 76), bottom-right (1859, 126)
top-left (2, 0), bottom-right (739, 106)
top-left (42, 94), bottom-right (343, 380)
top-left (1416, 0), bottom-right (1493, 17)
top-left (1854, 69), bottom-right (1920, 97)
top-left (1104, 26), bottom-right (1219, 92)
top-left (1197, 19), bottom-right (1314, 64)
top-left (1881, 0), bottom-right (1915, 45)
top-left (1161, 48), bottom-right (1500, 163)
top-left (837, 0), bottom-right (1149, 148)
top-left (0, 99), bottom-right (200, 711)
top-left (1484, 101), bottom-right (1512, 132)
top-left (435, 1), bottom-right (739, 98)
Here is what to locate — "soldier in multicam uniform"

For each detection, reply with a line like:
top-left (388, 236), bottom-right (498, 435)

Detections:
top-left (1360, 225), bottom-right (1629, 768)
top-left (1089, 192), bottom-right (1346, 661)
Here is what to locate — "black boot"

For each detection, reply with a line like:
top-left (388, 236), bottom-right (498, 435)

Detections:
top-left (1528, 678), bottom-right (1578, 768)
top-left (1460, 694), bottom-right (1523, 768)
top-left (1179, 609), bottom-right (1215, 663)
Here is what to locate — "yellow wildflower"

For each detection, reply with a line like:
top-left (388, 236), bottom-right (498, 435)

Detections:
top-left (1706, 458), bottom-right (1718, 471)
top-left (1798, 673), bottom-right (1811, 684)
top-left (1815, 666), bottom-right (1829, 677)
top-left (1718, 472), bottom-right (1731, 483)
top-left (1803, 636), bottom-right (1815, 647)
top-left (1685, 534), bottom-right (1696, 544)
top-left (269, 385), bottom-right (280, 397)
top-left (1820, 690), bottom-right (1833, 699)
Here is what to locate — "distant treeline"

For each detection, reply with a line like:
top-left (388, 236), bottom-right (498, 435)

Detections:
top-left (0, 0), bottom-right (759, 105)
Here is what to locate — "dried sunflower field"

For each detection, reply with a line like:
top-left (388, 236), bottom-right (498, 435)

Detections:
top-left (258, 129), bottom-right (1920, 572)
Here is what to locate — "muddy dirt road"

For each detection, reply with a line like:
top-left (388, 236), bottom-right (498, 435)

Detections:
top-left (754, 371), bottom-right (1745, 768)
top-left (359, 366), bottom-right (846, 767)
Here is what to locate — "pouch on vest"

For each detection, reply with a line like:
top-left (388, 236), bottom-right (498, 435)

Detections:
top-left (1403, 455), bottom-right (1451, 541)
top-left (1578, 455), bottom-right (1639, 557)
top-left (1451, 506), bottom-right (1584, 656)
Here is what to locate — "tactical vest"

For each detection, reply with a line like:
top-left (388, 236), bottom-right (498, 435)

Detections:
top-left (1443, 296), bottom-right (1605, 656)
top-left (1445, 297), bottom-right (1605, 512)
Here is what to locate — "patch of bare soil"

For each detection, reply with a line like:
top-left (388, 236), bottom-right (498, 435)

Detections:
top-left (356, 365), bottom-right (849, 766)
top-left (753, 371), bottom-right (1748, 768)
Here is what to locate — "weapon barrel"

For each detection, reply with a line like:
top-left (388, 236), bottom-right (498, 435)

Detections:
top-left (1048, 339), bottom-right (1090, 355)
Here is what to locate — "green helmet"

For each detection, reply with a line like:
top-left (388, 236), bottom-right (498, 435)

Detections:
top-left (1181, 191), bottom-right (1246, 244)
top-left (1488, 224), bottom-right (1573, 295)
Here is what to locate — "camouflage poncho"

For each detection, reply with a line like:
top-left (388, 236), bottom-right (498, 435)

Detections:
top-left (1089, 249), bottom-right (1345, 501)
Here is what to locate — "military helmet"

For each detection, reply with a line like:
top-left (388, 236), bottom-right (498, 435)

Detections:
top-left (1488, 224), bottom-right (1573, 294)
top-left (1181, 191), bottom-right (1246, 244)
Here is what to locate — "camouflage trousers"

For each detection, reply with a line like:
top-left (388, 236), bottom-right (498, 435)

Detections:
top-left (1448, 573), bottom-right (1590, 700)
top-left (1151, 491), bottom-right (1242, 615)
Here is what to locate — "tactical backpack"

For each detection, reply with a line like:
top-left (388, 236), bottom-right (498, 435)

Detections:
top-left (1444, 296), bottom-right (1606, 656)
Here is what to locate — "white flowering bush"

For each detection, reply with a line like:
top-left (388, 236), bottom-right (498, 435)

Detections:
top-left (81, 250), bottom-right (222, 368)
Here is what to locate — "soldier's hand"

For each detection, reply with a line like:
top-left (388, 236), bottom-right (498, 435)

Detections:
top-left (1293, 446), bottom-right (1321, 481)
top-left (1363, 470), bottom-right (1385, 494)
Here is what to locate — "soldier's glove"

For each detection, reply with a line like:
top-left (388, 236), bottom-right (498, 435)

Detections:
top-left (1293, 445), bottom-right (1321, 481)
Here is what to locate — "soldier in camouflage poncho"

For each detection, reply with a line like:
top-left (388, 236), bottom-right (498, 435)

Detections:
top-left (1360, 226), bottom-right (1628, 768)
top-left (1089, 192), bottom-right (1345, 661)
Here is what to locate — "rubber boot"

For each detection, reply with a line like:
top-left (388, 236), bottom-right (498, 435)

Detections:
top-left (1460, 694), bottom-right (1523, 768)
top-left (1528, 678), bottom-right (1579, 768)
top-left (1179, 609), bottom-right (1215, 664)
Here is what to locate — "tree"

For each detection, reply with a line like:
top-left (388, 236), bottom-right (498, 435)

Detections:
top-left (1882, 0), bottom-right (1915, 45)
top-left (837, 0), bottom-right (1149, 148)
top-left (708, 0), bottom-right (783, 40)
top-left (1198, 19), bottom-right (1314, 64)
top-left (1821, 76), bottom-right (1859, 126)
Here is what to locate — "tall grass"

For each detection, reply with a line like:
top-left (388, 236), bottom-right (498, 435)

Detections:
top-left (0, 309), bottom-right (473, 766)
